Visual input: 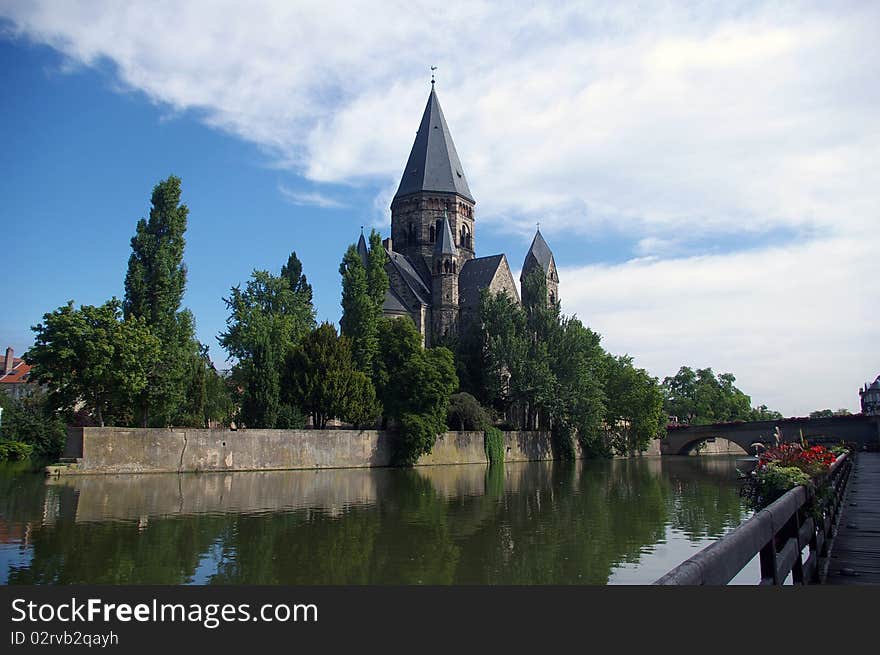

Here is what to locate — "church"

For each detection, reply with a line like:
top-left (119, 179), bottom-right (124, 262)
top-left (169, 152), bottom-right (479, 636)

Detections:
top-left (358, 83), bottom-right (559, 346)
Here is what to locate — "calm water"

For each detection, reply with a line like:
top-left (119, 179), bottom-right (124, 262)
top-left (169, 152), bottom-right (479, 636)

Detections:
top-left (0, 457), bottom-right (754, 585)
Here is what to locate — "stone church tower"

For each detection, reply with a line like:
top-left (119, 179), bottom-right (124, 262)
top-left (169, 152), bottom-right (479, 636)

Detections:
top-left (521, 229), bottom-right (559, 308)
top-left (375, 83), bottom-right (558, 346)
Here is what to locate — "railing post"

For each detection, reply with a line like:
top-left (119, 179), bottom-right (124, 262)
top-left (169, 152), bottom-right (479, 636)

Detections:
top-left (759, 537), bottom-right (777, 585)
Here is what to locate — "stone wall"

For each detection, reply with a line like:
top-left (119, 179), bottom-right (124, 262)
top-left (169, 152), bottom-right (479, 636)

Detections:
top-left (61, 427), bottom-right (567, 475)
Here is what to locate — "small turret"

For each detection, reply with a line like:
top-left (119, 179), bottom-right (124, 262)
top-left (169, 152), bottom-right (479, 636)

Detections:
top-left (431, 213), bottom-right (459, 343)
top-left (521, 228), bottom-right (559, 308)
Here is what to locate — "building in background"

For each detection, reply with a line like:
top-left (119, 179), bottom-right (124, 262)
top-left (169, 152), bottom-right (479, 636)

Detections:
top-left (0, 347), bottom-right (37, 400)
top-left (860, 375), bottom-right (880, 416)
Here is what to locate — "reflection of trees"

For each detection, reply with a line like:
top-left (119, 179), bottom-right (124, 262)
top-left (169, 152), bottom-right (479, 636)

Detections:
top-left (8, 516), bottom-right (226, 584)
top-left (662, 458), bottom-right (749, 540)
top-left (3, 456), bottom-right (750, 585)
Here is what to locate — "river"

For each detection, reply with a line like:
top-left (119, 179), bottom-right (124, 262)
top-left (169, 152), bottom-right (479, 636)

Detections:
top-left (0, 456), bottom-right (755, 585)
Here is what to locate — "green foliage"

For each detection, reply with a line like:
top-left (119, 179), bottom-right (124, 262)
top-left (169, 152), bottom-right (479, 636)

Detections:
top-left (0, 440), bottom-right (34, 462)
top-left (275, 403), bottom-right (306, 429)
top-left (457, 271), bottom-right (663, 459)
top-left (27, 299), bottom-right (162, 427)
top-left (456, 289), bottom-right (526, 414)
top-left (751, 464), bottom-right (812, 507)
top-left (750, 404), bottom-right (784, 421)
top-left (122, 175), bottom-right (200, 426)
top-left (604, 355), bottom-right (666, 456)
top-left (484, 426), bottom-right (505, 465)
top-left (662, 366), bottom-right (778, 426)
top-left (447, 392), bottom-right (491, 431)
top-left (375, 317), bottom-right (458, 464)
top-left (340, 230), bottom-right (388, 375)
top-left (285, 323), bottom-right (380, 428)
top-left (281, 251), bottom-right (314, 307)
top-left (0, 392), bottom-right (66, 458)
top-left (219, 267), bottom-right (315, 428)
top-left (551, 422), bottom-right (577, 461)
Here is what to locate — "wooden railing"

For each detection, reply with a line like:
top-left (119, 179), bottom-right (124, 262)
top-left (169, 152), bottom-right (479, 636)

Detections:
top-left (654, 452), bottom-right (852, 585)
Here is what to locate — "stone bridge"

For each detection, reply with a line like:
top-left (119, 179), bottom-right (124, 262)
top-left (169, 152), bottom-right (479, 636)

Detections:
top-left (660, 414), bottom-right (880, 456)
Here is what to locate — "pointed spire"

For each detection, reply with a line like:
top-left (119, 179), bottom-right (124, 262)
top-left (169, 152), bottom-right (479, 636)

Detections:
top-left (394, 87), bottom-right (473, 202)
top-left (356, 229), bottom-right (369, 267)
top-left (523, 228), bottom-right (555, 274)
top-left (434, 212), bottom-right (457, 257)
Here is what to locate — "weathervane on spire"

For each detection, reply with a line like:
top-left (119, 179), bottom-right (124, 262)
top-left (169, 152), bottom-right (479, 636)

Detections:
top-left (430, 65), bottom-right (437, 86)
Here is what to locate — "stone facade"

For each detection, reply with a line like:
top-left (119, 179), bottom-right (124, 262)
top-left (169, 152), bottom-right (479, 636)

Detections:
top-left (379, 85), bottom-right (556, 345)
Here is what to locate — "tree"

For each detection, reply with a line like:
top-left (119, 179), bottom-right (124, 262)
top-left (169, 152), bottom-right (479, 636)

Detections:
top-left (456, 289), bottom-right (526, 414)
top-left (122, 175), bottom-right (198, 426)
top-left (339, 230), bottom-right (388, 375)
top-left (549, 316), bottom-right (607, 456)
top-left (219, 268), bottom-right (315, 428)
top-left (281, 251), bottom-right (313, 307)
top-left (375, 317), bottom-right (458, 464)
top-left (27, 299), bottom-right (161, 427)
top-left (0, 391), bottom-right (66, 459)
top-left (446, 392), bottom-right (491, 431)
top-left (604, 355), bottom-right (666, 455)
top-left (285, 323), bottom-right (379, 428)
top-left (662, 366), bottom-right (771, 425)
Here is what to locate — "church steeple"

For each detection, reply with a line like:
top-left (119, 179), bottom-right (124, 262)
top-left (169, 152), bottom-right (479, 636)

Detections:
top-left (394, 87), bottom-right (473, 202)
top-left (521, 228), bottom-right (559, 308)
top-left (390, 85), bottom-right (477, 278)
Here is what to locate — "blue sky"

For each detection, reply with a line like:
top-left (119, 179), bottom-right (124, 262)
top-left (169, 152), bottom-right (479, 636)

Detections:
top-left (1, 1), bottom-right (877, 416)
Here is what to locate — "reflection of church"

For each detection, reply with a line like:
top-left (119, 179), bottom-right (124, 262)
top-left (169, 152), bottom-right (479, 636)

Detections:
top-left (860, 375), bottom-right (880, 415)
top-left (357, 83), bottom-right (558, 346)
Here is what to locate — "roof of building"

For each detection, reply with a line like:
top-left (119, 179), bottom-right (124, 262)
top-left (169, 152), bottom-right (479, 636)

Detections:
top-left (356, 232), bottom-right (369, 267)
top-left (434, 213), bottom-right (457, 256)
top-left (393, 87), bottom-right (474, 202)
top-left (522, 228), bottom-right (555, 275)
top-left (0, 358), bottom-right (31, 385)
top-left (867, 375), bottom-right (880, 391)
top-left (459, 254), bottom-right (511, 309)
top-left (382, 287), bottom-right (411, 315)
top-left (387, 250), bottom-right (431, 305)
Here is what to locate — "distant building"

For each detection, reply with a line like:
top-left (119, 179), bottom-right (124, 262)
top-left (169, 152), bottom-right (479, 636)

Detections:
top-left (0, 347), bottom-right (37, 400)
top-left (860, 375), bottom-right (880, 416)
top-left (372, 83), bottom-right (558, 346)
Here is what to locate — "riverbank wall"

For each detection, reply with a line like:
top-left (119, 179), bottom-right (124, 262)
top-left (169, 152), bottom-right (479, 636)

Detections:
top-left (56, 426), bottom-right (588, 475)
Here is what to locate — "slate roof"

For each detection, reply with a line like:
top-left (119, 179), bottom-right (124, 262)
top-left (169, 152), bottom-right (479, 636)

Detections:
top-left (459, 254), bottom-right (510, 309)
top-left (434, 213), bottom-right (457, 256)
top-left (394, 87), bottom-right (474, 202)
top-left (356, 232), bottom-right (369, 267)
top-left (387, 250), bottom-right (431, 305)
top-left (382, 287), bottom-right (410, 315)
top-left (523, 229), bottom-right (555, 275)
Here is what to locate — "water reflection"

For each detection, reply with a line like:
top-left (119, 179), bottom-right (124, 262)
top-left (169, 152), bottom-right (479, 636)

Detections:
top-left (0, 457), bottom-right (750, 585)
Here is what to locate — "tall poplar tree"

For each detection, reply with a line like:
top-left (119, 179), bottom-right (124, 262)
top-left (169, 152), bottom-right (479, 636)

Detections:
top-left (339, 229), bottom-right (388, 374)
top-left (123, 175), bottom-right (198, 426)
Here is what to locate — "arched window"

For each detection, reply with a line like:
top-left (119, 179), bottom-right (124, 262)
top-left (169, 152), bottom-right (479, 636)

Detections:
top-left (429, 224), bottom-right (436, 243)
top-left (549, 292), bottom-right (556, 304)
top-left (444, 259), bottom-right (451, 274)
top-left (453, 261), bottom-right (457, 273)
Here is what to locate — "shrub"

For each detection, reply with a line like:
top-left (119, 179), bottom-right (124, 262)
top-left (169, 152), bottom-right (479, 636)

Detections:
top-left (447, 392), bottom-right (491, 431)
top-left (484, 426), bottom-right (504, 465)
top-left (0, 440), bottom-right (35, 462)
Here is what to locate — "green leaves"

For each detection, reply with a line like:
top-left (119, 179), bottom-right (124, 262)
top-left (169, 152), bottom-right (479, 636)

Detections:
top-left (219, 263), bottom-right (316, 428)
top-left (27, 298), bottom-right (162, 427)
top-left (661, 366), bottom-right (776, 425)
top-left (285, 323), bottom-right (379, 429)
top-left (340, 229), bottom-right (388, 374)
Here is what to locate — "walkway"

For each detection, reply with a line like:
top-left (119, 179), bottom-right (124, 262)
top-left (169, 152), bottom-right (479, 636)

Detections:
top-left (825, 452), bottom-right (880, 584)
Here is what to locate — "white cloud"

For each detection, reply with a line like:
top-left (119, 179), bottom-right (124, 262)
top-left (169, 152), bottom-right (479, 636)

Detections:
top-left (3, 0), bottom-right (878, 414)
top-left (278, 186), bottom-right (347, 209)
top-left (561, 234), bottom-right (880, 416)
